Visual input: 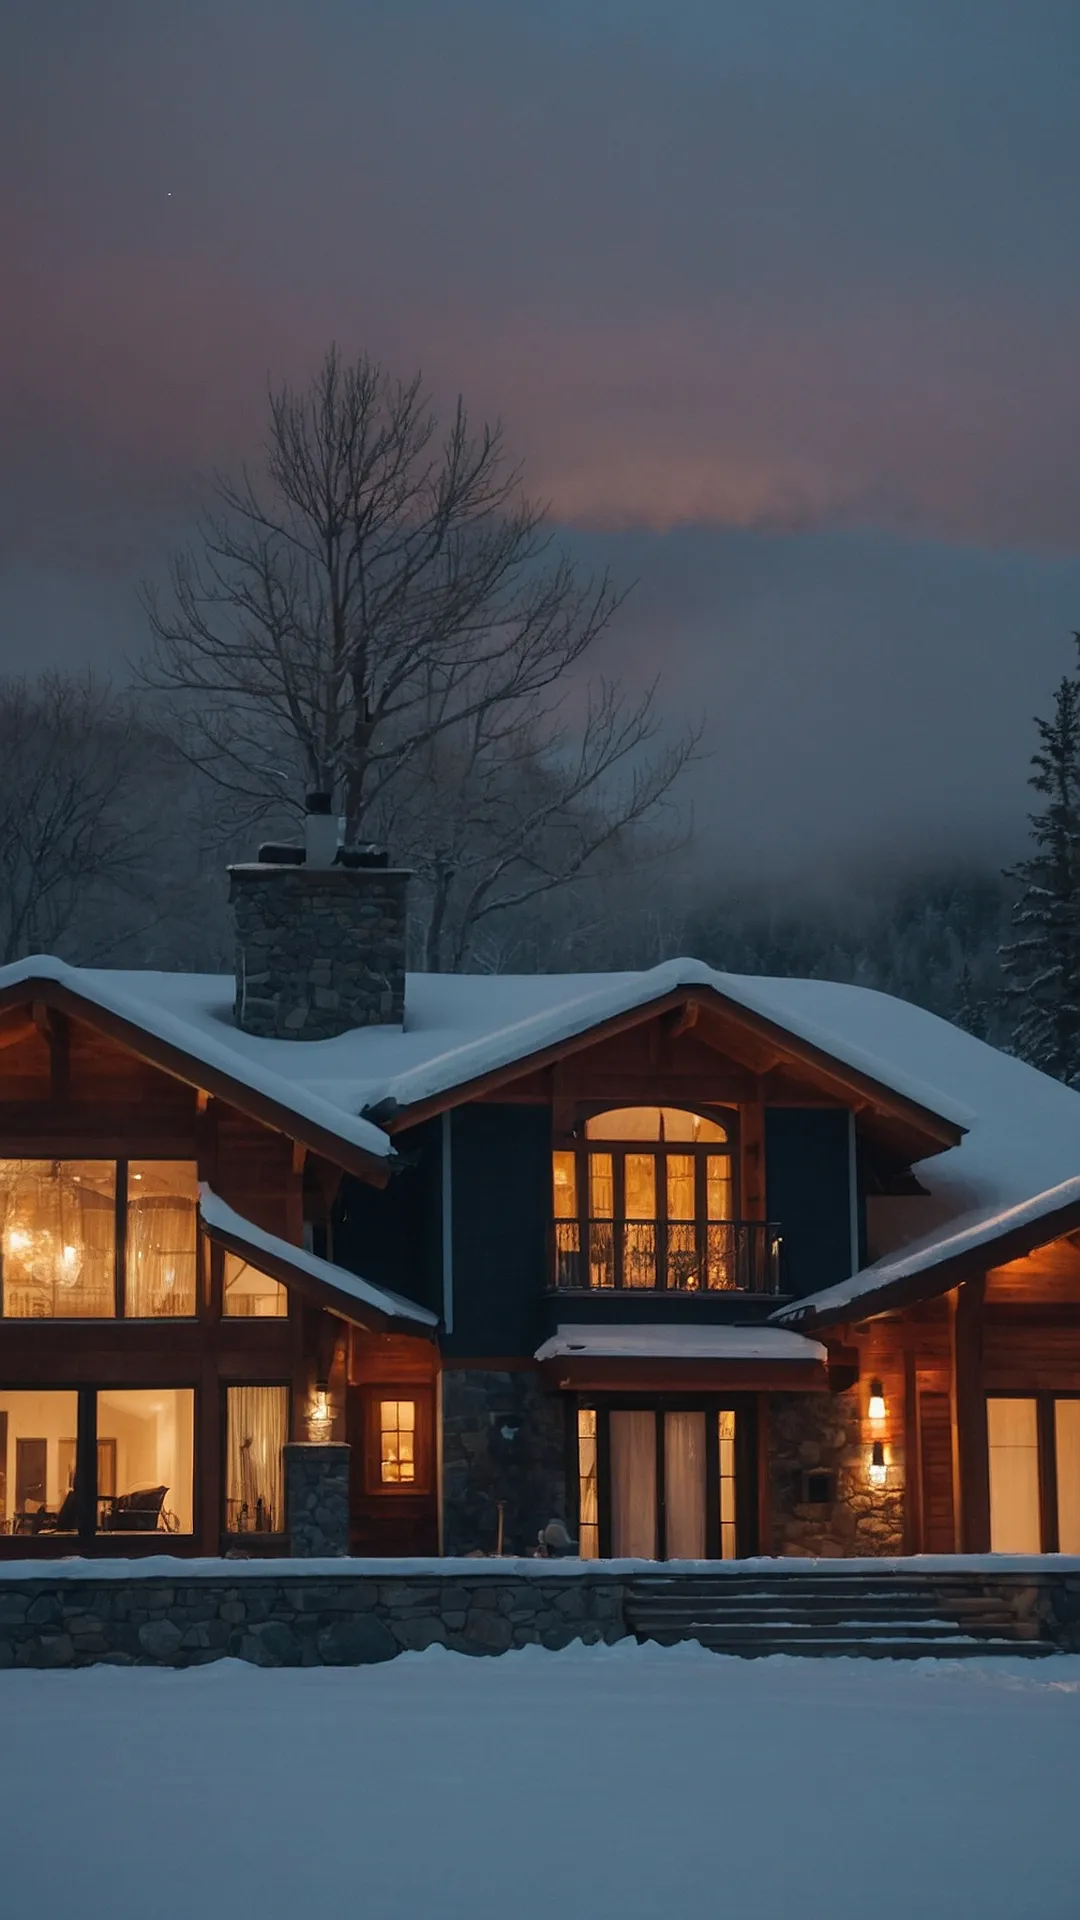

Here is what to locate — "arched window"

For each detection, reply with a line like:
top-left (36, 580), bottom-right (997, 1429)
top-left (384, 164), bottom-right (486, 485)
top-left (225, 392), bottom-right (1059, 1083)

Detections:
top-left (553, 1106), bottom-right (738, 1293)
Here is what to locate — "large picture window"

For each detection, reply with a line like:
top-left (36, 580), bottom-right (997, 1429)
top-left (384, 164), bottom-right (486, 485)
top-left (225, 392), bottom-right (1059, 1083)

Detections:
top-left (986, 1393), bottom-right (1080, 1554)
top-left (0, 1391), bottom-right (80, 1534)
top-left (96, 1389), bottom-right (195, 1535)
top-left (551, 1107), bottom-right (771, 1293)
top-left (0, 1160), bottom-right (200, 1319)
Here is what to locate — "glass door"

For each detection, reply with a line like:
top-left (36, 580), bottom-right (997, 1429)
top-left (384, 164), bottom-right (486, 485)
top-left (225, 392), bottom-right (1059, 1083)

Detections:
top-left (987, 1398), bottom-right (1041, 1552)
top-left (581, 1404), bottom-right (746, 1559)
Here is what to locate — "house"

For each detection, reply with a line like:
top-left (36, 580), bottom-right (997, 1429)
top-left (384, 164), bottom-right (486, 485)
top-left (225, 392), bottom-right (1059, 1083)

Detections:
top-left (3, 804), bottom-right (1080, 1563)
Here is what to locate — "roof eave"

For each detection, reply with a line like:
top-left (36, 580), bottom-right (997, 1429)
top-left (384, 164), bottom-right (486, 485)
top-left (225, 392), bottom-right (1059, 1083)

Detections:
top-left (777, 1192), bottom-right (1080, 1331)
top-left (0, 975), bottom-right (393, 1187)
top-left (200, 1211), bottom-right (437, 1337)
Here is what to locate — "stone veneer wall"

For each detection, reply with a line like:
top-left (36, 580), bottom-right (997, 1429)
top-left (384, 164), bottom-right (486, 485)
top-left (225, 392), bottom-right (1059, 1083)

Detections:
top-left (0, 1570), bottom-right (628, 1669)
top-left (768, 1389), bottom-right (906, 1557)
top-left (229, 864), bottom-right (409, 1038)
top-left (441, 1370), bottom-right (569, 1556)
top-left (285, 1444), bottom-right (350, 1557)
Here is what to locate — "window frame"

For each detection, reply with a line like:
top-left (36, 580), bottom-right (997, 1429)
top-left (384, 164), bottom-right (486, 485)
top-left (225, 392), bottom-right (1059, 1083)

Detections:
top-left (0, 1156), bottom-right (204, 1323)
top-left (552, 1105), bottom-right (740, 1293)
top-left (360, 1385), bottom-right (435, 1497)
top-left (571, 1393), bottom-right (758, 1560)
top-left (985, 1388), bottom-right (1080, 1553)
top-left (221, 1378), bottom-right (292, 1542)
top-left (0, 1380), bottom-right (200, 1547)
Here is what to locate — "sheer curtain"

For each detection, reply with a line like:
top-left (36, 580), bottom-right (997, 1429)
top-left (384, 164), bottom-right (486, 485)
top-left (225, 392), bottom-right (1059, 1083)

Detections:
top-left (126, 1164), bottom-right (197, 1316)
top-left (987, 1398), bottom-right (1041, 1553)
top-left (610, 1411), bottom-right (657, 1558)
top-left (664, 1412), bottom-right (706, 1558)
top-left (1055, 1401), bottom-right (1080, 1552)
top-left (226, 1387), bottom-right (288, 1533)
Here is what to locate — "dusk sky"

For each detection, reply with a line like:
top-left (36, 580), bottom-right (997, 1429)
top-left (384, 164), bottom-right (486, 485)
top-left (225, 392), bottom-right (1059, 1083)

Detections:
top-left (3, 1), bottom-right (1080, 879)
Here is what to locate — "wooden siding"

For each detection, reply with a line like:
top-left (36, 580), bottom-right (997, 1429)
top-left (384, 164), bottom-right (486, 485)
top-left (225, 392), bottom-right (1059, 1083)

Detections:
top-left (445, 1104), bottom-right (551, 1359)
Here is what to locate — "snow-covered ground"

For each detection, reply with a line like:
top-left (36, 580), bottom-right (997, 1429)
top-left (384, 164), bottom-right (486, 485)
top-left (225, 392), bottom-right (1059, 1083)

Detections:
top-left (2, 1642), bottom-right (1079, 1919)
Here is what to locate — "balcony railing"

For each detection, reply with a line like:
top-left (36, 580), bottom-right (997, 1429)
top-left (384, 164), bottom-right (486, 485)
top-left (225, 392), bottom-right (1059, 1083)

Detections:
top-left (551, 1220), bottom-right (783, 1296)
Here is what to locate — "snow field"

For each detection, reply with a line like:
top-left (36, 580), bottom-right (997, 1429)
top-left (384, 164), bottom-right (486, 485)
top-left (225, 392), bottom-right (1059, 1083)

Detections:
top-left (2, 1639), bottom-right (1079, 1920)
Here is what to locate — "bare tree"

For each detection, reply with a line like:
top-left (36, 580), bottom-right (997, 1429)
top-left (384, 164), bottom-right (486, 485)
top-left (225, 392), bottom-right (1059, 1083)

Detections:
top-left (0, 674), bottom-right (160, 964)
top-left (141, 347), bottom-right (697, 963)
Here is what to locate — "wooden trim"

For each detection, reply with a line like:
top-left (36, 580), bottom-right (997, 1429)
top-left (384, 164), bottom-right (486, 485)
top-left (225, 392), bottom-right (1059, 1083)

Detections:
top-left (0, 977), bottom-right (392, 1187)
top-left (1037, 1395), bottom-right (1059, 1553)
top-left (756, 1393), bottom-right (772, 1556)
top-left (382, 985), bottom-right (965, 1153)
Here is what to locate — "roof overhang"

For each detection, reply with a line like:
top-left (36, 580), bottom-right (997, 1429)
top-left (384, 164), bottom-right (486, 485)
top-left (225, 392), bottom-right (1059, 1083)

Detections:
top-left (198, 1188), bottom-right (438, 1336)
top-left (0, 974), bottom-right (393, 1186)
top-left (384, 984), bottom-right (965, 1164)
top-left (777, 1186), bottom-right (1080, 1332)
top-left (535, 1323), bottom-right (828, 1392)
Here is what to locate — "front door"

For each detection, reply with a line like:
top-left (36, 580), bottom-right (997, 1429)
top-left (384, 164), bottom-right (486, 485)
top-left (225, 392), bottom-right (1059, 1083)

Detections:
top-left (580, 1400), bottom-right (753, 1559)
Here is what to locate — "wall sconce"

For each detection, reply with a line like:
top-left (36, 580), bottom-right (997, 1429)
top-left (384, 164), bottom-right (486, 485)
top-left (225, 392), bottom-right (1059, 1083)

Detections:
top-left (867, 1379), bottom-right (886, 1426)
top-left (869, 1440), bottom-right (887, 1487)
top-left (307, 1388), bottom-right (333, 1443)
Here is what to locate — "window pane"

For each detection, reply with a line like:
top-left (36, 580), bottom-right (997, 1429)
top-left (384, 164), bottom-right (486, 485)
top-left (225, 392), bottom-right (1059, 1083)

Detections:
top-left (223, 1252), bottom-right (288, 1318)
top-left (610, 1410), bottom-right (657, 1557)
top-left (1056, 1401), bottom-right (1080, 1553)
top-left (0, 1391), bottom-right (80, 1534)
top-left (380, 1399), bottom-right (417, 1484)
top-left (226, 1386), bottom-right (288, 1533)
top-left (552, 1151), bottom-right (577, 1218)
top-left (666, 1155), bottom-right (695, 1221)
top-left (588, 1221), bottom-right (614, 1289)
top-left (585, 1108), bottom-right (728, 1142)
top-left (665, 1411), bottom-right (706, 1558)
top-left (987, 1397), bottom-right (1041, 1553)
top-left (577, 1409), bottom-right (598, 1559)
top-left (666, 1221), bottom-right (700, 1291)
top-left (588, 1153), bottom-right (613, 1218)
top-left (0, 1161), bottom-right (115, 1318)
top-left (126, 1162), bottom-right (197, 1317)
top-left (718, 1410), bottom-right (737, 1559)
top-left (706, 1156), bottom-right (732, 1220)
top-left (97, 1388), bottom-right (195, 1535)
top-left (624, 1154), bottom-right (655, 1220)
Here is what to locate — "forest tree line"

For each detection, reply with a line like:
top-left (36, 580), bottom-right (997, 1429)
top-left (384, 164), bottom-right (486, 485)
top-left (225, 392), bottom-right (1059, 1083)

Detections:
top-left (0, 348), bottom-right (1071, 1080)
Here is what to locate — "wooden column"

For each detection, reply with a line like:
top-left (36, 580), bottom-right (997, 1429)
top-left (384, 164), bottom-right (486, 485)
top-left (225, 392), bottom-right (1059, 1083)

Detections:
top-left (902, 1348), bottom-right (923, 1555)
top-left (741, 1097), bottom-right (766, 1221)
top-left (952, 1275), bottom-right (991, 1553)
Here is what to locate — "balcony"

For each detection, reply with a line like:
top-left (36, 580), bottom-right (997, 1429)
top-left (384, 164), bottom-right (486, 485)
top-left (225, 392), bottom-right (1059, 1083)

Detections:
top-left (551, 1220), bottom-right (783, 1296)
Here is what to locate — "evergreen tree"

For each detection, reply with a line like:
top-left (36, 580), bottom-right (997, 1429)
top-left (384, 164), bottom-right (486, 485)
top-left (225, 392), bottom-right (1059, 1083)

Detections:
top-left (1000, 670), bottom-right (1080, 1083)
top-left (953, 960), bottom-right (991, 1041)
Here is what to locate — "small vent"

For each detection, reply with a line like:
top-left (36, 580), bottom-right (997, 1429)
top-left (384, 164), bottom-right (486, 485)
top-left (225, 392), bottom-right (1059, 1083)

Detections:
top-left (802, 1469), bottom-right (835, 1506)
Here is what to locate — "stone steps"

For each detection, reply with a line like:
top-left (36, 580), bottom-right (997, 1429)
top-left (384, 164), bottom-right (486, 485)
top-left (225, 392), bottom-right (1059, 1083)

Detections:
top-left (625, 1573), bottom-right (1052, 1658)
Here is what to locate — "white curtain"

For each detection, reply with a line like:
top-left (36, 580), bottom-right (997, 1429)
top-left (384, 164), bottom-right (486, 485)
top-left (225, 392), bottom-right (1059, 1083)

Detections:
top-left (664, 1412), bottom-right (706, 1559)
top-left (1055, 1401), bottom-right (1080, 1552)
top-left (227, 1387), bottom-right (288, 1534)
top-left (987, 1398), bottom-right (1041, 1553)
top-left (126, 1197), bottom-right (196, 1317)
top-left (610, 1411), bottom-right (657, 1558)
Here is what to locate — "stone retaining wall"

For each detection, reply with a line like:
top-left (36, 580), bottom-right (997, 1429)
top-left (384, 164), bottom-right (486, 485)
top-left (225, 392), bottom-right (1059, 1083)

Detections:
top-left (0, 1569), bottom-right (629, 1669)
top-left (4, 1563), bottom-right (1080, 1669)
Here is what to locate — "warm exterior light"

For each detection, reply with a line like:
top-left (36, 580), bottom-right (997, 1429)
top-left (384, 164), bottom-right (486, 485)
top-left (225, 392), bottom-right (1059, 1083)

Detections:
top-left (307, 1388), bottom-right (333, 1442)
top-left (869, 1440), bottom-right (887, 1487)
top-left (868, 1380), bottom-right (886, 1425)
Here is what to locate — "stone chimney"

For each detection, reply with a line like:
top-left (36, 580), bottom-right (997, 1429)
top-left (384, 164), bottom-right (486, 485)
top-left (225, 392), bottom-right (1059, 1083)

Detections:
top-left (229, 794), bottom-right (409, 1039)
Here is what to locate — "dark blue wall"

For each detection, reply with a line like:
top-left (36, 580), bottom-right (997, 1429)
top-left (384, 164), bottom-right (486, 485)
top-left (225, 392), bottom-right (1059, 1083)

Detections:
top-left (765, 1108), bottom-right (856, 1298)
top-left (444, 1105), bottom-right (551, 1358)
top-left (333, 1118), bottom-right (442, 1318)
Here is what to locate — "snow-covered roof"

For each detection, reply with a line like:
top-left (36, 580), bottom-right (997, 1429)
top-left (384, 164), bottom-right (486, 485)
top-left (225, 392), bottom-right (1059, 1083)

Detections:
top-left (198, 1186), bottom-right (438, 1330)
top-left (0, 953), bottom-right (969, 1162)
top-left (535, 1323), bottom-right (826, 1364)
top-left (5, 955), bottom-right (1080, 1315)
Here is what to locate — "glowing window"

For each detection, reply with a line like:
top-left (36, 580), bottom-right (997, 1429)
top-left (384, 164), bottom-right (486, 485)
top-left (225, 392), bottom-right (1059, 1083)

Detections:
top-left (577, 1409), bottom-right (599, 1559)
top-left (380, 1399), bottom-right (416, 1484)
top-left (0, 1161), bottom-right (116, 1318)
top-left (126, 1162), bottom-right (198, 1317)
top-left (96, 1388), bottom-right (195, 1535)
top-left (226, 1385), bottom-right (288, 1534)
top-left (585, 1107), bottom-right (728, 1142)
top-left (223, 1252), bottom-right (288, 1318)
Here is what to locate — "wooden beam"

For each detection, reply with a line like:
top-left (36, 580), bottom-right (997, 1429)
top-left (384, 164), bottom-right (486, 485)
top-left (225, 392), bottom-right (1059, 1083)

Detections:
top-left (953, 1276), bottom-right (991, 1552)
top-left (0, 1013), bottom-right (35, 1051)
top-left (32, 1001), bottom-right (69, 1097)
top-left (903, 1348), bottom-right (923, 1554)
top-left (665, 999), bottom-right (700, 1039)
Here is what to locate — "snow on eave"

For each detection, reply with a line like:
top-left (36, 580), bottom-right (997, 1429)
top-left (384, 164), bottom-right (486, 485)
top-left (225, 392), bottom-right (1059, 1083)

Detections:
top-left (0, 953), bottom-right (393, 1164)
top-left (198, 1186), bottom-right (438, 1329)
top-left (535, 1322), bottom-right (827, 1364)
top-left (366, 958), bottom-right (973, 1134)
top-left (774, 1174), bottom-right (1080, 1329)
